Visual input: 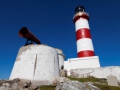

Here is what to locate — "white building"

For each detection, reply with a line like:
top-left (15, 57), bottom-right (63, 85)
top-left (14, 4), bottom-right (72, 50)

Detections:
top-left (10, 44), bottom-right (65, 85)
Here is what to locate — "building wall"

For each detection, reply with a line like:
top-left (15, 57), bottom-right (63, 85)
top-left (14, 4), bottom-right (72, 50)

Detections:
top-left (55, 48), bottom-right (65, 70)
top-left (64, 56), bottom-right (100, 76)
top-left (10, 44), bottom-right (60, 81)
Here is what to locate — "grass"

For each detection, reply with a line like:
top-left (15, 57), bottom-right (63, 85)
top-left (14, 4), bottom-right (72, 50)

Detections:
top-left (68, 77), bottom-right (120, 90)
top-left (40, 85), bottom-right (55, 90)
top-left (67, 76), bottom-right (101, 82)
top-left (39, 77), bottom-right (120, 90)
top-left (94, 84), bottom-right (120, 90)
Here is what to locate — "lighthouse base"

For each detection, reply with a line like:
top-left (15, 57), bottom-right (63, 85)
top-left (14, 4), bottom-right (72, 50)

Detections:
top-left (64, 56), bottom-right (100, 76)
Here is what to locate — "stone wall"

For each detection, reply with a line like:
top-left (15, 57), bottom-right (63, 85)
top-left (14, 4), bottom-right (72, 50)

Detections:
top-left (70, 66), bottom-right (120, 82)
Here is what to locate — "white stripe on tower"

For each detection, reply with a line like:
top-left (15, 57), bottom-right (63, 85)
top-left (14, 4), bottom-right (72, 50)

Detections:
top-left (77, 38), bottom-right (94, 52)
top-left (73, 6), bottom-right (95, 57)
top-left (75, 19), bottom-right (89, 30)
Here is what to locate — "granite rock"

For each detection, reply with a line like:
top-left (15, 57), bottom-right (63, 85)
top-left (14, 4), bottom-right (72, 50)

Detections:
top-left (0, 78), bottom-right (39, 90)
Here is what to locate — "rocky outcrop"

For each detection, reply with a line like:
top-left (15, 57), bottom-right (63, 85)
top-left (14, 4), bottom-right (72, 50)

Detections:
top-left (0, 77), bottom-right (102, 90)
top-left (0, 78), bottom-right (39, 90)
top-left (51, 77), bottom-right (101, 90)
top-left (49, 77), bottom-right (70, 86)
top-left (55, 80), bottom-right (101, 90)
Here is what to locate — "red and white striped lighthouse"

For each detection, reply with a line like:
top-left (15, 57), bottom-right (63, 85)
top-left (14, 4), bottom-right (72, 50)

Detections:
top-left (73, 6), bottom-right (95, 58)
top-left (64, 6), bottom-right (100, 74)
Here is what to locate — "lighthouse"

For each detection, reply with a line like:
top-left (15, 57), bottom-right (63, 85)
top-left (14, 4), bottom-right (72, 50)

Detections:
top-left (64, 5), bottom-right (100, 76)
top-left (73, 6), bottom-right (95, 57)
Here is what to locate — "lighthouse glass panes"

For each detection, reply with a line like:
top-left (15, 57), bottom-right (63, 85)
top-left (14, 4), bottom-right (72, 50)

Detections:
top-left (75, 6), bottom-right (85, 13)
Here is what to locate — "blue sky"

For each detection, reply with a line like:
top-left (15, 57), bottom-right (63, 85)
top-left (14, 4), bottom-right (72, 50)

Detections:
top-left (0, 0), bottom-right (120, 79)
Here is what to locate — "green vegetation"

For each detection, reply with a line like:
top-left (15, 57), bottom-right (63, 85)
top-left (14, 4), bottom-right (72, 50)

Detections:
top-left (67, 76), bottom-right (101, 82)
top-left (40, 85), bottom-right (55, 90)
top-left (68, 77), bottom-right (120, 90)
top-left (94, 84), bottom-right (120, 90)
top-left (39, 77), bottom-right (120, 90)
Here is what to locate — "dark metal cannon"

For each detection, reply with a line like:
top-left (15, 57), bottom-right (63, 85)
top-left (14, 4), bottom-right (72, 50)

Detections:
top-left (19, 27), bottom-right (41, 46)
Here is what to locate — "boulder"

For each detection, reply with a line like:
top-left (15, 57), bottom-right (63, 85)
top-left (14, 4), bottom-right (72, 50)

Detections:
top-left (0, 78), bottom-right (39, 90)
top-left (60, 70), bottom-right (67, 77)
top-left (55, 80), bottom-right (101, 90)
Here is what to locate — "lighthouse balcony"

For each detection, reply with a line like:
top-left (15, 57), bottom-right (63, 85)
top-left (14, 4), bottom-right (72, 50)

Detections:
top-left (73, 12), bottom-right (89, 19)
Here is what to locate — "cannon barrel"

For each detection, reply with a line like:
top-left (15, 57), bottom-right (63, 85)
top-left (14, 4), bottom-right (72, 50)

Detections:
top-left (19, 27), bottom-right (41, 44)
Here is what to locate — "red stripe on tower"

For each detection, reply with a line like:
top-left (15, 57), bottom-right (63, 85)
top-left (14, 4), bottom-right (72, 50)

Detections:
top-left (73, 6), bottom-right (95, 57)
top-left (76, 28), bottom-right (91, 40)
